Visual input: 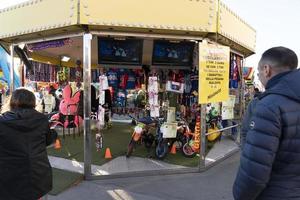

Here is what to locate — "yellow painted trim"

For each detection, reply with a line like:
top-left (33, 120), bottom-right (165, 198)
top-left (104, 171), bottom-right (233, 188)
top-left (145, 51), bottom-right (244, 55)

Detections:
top-left (0, 0), bottom-right (256, 54)
top-left (80, 0), bottom-right (217, 32)
top-left (0, 0), bottom-right (77, 39)
top-left (218, 1), bottom-right (256, 52)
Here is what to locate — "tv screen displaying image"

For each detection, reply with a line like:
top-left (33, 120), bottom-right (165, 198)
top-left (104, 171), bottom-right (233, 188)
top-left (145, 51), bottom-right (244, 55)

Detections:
top-left (152, 41), bottom-right (194, 66)
top-left (98, 37), bottom-right (143, 65)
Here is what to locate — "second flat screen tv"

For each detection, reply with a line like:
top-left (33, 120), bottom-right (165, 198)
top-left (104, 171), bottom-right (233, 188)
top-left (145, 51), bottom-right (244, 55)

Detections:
top-left (98, 37), bottom-right (143, 65)
top-left (152, 40), bottom-right (194, 66)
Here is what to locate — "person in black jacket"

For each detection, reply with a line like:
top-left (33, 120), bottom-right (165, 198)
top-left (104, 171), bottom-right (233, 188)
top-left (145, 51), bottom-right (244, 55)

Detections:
top-left (0, 88), bottom-right (57, 200)
top-left (233, 46), bottom-right (300, 200)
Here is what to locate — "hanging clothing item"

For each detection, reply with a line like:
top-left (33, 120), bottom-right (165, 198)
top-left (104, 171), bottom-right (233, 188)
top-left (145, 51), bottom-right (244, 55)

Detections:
top-left (119, 69), bottom-right (129, 89)
top-left (91, 85), bottom-right (99, 112)
top-left (43, 94), bottom-right (56, 113)
top-left (135, 89), bottom-right (147, 108)
top-left (229, 55), bottom-right (240, 89)
top-left (126, 91), bottom-right (136, 108)
top-left (115, 89), bottom-right (126, 107)
top-left (49, 65), bottom-right (57, 83)
top-left (106, 69), bottom-right (119, 88)
top-left (40, 63), bottom-right (46, 82)
top-left (45, 64), bottom-right (50, 82)
top-left (184, 73), bottom-right (192, 93)
top-left (69, 67), bottom-right (75, 82)
top-left (75, 66), bottom-right (83, 83)
top-left (104, 89), bottom-right (112, 108)
top-left (99, 75), bottom-right (109, 91)
top-left (190, 70), bottom-right (199, 92)
top-left (91, 69), bottom-right (97, 83)
top-left (97, 106), bottom-right (105, 126)
top-left (236, 55), bottom-right (242, 82)
top-left (134, 69), bottom-right (144, 89)
top-left (126, 70), bottom-right (136, 90)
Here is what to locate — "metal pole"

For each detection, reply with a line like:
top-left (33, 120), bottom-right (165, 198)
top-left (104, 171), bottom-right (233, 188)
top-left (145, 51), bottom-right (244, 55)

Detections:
top-left (199, 104), bottom-right (206, 170)
top-left (10, 45), bottom-right (14, 94)
top-left (238, 56), bottom-right (246, 144)
top-left (205, 124), bottom-right (239, 136)
top-left (83, 33), bottom-right (92, 179)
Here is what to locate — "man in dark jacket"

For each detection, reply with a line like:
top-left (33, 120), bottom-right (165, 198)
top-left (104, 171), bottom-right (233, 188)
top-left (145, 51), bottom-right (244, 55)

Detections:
top-left (240, 96), bottom-right (259, 148)
top-left (0, 88), bottom-right (57, 200)
top-left (233, 46), bottom-right (300, 200)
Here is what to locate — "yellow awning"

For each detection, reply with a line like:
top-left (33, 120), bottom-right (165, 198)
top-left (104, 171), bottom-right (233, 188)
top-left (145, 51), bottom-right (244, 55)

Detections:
top-left (0, 0), bottom-right (256, 56)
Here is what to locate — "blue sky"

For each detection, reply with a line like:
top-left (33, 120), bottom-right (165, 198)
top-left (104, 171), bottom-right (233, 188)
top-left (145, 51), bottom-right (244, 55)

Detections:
top-left (1, 0), bottom-right (299, 71)
top-left (222, 0), bottom-right (300, 69)
top-left (0, 0), bottom-right (28, 9)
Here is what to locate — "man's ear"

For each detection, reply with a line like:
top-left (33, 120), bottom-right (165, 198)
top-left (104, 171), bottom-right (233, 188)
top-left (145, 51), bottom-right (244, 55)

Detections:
top-left (264, 65), bottom-right (272, 78)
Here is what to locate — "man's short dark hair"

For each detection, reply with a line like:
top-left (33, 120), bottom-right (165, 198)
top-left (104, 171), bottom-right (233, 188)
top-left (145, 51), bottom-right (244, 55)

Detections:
top-left (261, 46), bottom-right (298, 70)
top-left (10, 88), bottom-right (36, 110)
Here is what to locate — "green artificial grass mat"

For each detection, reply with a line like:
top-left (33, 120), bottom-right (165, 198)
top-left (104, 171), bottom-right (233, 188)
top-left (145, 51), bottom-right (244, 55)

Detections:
top-left (47, 122), bottom-right (206, 167)
top-left (49, 168), bottom-right (83, 195)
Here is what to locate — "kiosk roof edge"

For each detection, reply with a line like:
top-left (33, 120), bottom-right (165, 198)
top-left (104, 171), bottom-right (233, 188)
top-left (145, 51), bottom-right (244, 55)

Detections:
top-left (0, 0), bottom-right (255, 57)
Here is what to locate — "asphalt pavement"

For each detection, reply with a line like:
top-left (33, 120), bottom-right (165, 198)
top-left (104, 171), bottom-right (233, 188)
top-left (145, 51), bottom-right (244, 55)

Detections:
top-left (48, 152), bottom-right (240, 200)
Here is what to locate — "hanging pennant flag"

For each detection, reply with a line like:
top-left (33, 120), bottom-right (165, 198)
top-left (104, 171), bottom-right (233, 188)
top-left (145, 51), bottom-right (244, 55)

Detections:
top-left (27, 38), bottom-right (72, 51)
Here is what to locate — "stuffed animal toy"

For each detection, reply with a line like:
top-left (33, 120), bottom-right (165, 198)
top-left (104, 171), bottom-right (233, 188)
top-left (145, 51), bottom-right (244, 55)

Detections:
top-left (51, 84), bottom-right (82, 128)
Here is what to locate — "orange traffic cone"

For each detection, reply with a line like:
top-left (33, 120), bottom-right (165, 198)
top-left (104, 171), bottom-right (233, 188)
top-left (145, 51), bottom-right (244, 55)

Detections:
top-left (54, 139), bottom-right (61, 149)
top-left (170, 144), bottom-right (176, 154)
top-left (104, 148), bottom-right (112, 159)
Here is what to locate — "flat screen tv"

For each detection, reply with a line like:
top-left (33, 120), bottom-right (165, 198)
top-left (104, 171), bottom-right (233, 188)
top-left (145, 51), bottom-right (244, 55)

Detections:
top-left (98, 37), bottom-right (143, 65)
top-left (152, 40), bottom-right (194, 66)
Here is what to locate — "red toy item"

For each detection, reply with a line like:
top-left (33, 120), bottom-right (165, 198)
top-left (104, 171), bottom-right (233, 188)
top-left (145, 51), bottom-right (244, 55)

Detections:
top-left (50, 85), bottom-right (83, 136)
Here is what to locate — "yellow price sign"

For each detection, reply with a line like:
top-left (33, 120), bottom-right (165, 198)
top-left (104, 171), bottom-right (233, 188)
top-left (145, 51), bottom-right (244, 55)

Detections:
top-left (198, 42), bottom-right (230, 104)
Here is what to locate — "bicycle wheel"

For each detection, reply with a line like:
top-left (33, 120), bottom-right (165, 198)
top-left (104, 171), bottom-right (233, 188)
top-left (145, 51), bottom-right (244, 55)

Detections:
top-left (126, 140), bottom-right (136, 158)
top-left (182, 142), bottom-right (197, 158)
top-left (155, 140), bottom-right (168, 160)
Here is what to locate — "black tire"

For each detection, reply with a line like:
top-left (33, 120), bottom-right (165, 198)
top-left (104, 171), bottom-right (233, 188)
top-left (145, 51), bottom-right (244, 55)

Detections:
top-left (155, 140), bottom-right (168, 160)
top-left (182, 142), bottom-right (197, 158)
top-left (126, 140), bottom-right (135, 158)
top-left (172, 140), bottom-right (183, 152)
top-left (176, 135), bottom-right (188, 152)
top-left (144, 134), bottom-right (155, 149)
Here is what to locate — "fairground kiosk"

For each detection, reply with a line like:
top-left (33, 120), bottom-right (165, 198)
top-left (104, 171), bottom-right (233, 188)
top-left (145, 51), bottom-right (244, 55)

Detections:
top-left (0, 0), bottom-right (256, 179)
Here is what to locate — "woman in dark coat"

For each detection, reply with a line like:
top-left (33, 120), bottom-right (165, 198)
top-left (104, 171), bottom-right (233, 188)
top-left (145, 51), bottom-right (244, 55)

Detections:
top-left (0, 88), bottom-right (57, 200)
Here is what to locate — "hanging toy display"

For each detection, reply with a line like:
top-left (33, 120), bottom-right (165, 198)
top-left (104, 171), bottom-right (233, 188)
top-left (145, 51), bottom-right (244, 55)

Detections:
top-left (95, 72), bottom-right (109, 151)
top-left (75, 60), bottom-right (82, 88)
top-left (148, 76), bottom-right (159, 118)
top-left (57, 67), bottom-right (69, 85)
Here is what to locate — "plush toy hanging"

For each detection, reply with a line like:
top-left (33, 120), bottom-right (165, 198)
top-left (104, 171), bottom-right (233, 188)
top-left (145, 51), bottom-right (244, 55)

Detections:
top-left (50, 84), bottom-right (82, 128)
top-left (148, 76), bottom-right (159, 117)
top-left (57, 67), bottom-right (68, 85)
top-left (75, 60), bottom-right (82, 88)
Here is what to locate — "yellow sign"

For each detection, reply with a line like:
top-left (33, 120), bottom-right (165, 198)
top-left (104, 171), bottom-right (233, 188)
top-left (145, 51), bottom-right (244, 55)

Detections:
top-left (198, 42), bottom-right (230, 104)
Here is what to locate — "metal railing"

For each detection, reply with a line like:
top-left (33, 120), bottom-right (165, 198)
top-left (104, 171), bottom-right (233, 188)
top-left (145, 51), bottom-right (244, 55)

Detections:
top-left (205, 124), bottom-right (240, 136)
